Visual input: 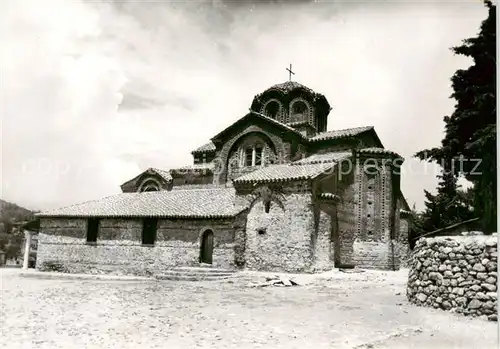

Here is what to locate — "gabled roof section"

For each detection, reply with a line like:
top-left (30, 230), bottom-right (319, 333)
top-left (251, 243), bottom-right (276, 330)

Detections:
top-left (191, 142), bottom-right (216, 155)
top-left (233, 163), bottom-right (335, 184)
top-left (211, 111), bottom-right (306, 142)
top-left (399, 192), bottom-right (411, 212)
top-left (310, 126), bottom-right (374, 142)
top-left (292, 151), bottom-right (352, 166)
top-left (37, 188), bottom-right (245, 219)
top-left (120, 167), bottom-right (172, 191)
top-left (359, 147), bottom-right (403, 159)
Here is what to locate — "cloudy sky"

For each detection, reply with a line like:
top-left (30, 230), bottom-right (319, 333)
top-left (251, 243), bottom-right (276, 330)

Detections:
top-left (1, 0), bottom-right (488, 211)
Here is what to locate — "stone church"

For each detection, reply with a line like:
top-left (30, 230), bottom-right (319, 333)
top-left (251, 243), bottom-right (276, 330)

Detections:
top-left (36, 80), bottom-right (412, 275)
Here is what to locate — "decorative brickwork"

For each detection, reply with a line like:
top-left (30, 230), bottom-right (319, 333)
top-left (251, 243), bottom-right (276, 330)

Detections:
top-left (213, 125), bottom-right (288, 185)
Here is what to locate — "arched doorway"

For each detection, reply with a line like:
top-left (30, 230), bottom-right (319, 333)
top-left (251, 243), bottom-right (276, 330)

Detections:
top-left (200, 230), bottom-right (214, 264)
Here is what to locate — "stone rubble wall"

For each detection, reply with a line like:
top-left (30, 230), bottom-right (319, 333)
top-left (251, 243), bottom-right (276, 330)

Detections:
top-left (407, 234), bottom-right (498, 321)
top-left (36, 217), bottom-right (239, 276)
top-left (244, 193), bottom-right (315, 273)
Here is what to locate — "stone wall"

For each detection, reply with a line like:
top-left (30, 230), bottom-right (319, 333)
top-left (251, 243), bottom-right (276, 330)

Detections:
top-left (36, 217), bottom-right (241, 276)
top-left (244, 192), bottom-right (315, 272)
top-left (407, 234), bottom-right (497, 321)
top-left (312, 207), bottom-right (334, 272)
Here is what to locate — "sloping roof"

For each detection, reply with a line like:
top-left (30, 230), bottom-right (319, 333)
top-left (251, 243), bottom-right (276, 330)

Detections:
top-left (120, 168), bottom-right (172, 189)
top-left (359, 147), bottom-right (403, 159)
top-left (292, 151), bottom-right (352, 165)
top-left (37, 188), bottom-right (244, 218)
top-left (191, 142), bottom-right (216, 154)
top-left (233, 163), bottom-right (335, 184)
top-left (151, 168), bottom-right (173, 182)
top-left (211, 111), bottom-right (306, 141)
top-left (418, 218), bottom-right (480, 239)
top-left (175, 163), bottom-right (214, 170)
top-left (310, 126), bottom-right (374, 142)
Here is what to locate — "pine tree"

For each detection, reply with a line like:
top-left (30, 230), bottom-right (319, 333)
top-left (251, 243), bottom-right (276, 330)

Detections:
top-left (415, 1), bottom-right (496, 233)
top-left (419, 168), bottom-right (475, 233)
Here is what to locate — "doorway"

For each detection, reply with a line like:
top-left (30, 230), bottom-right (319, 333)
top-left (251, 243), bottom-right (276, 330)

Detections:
top-left (200, 230), bottom-right (214, 264)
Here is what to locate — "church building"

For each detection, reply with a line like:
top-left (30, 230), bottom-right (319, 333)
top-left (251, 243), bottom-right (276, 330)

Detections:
top-left (36, 80), bottom-right (412, 275)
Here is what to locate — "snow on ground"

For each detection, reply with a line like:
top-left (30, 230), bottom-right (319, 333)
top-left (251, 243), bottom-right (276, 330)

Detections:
top-left (0, 268), bottom-right (496, 349)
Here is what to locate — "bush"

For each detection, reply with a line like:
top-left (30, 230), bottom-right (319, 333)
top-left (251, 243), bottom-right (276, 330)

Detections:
top-left (39, 261), bottom-right (67, 273)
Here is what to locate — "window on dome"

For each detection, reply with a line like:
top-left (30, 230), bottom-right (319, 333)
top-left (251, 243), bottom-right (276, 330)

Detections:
top-left (292, 101), bottom-right (307, 114)
top-left (264, 101), bottom-right (280, 119)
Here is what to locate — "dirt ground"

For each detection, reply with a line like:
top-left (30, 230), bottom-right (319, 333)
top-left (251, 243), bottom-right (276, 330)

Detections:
top-left (0, 268), bottom-right (497, 349)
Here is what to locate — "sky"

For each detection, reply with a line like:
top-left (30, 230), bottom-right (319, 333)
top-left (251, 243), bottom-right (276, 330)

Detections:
top-left (1, 0), bottom-right (488, 211)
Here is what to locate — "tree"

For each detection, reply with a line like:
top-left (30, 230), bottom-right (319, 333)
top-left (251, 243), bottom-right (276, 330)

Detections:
top-left (419, 169), bottom-right (475, 233)
top-left (415, 1), bottom-right (496, 233)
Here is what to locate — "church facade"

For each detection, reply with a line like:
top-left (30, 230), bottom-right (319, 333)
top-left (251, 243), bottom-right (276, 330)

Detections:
top-left (36, 81), bottom-right (412, 275)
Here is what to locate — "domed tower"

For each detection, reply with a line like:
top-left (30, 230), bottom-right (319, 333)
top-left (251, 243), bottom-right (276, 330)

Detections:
top-left (250, 81), bottom-right (331, 138)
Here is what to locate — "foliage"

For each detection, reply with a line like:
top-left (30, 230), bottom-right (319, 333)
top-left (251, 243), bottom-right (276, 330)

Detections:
top-left (419, 170), bottom-right (475, 233)
top-left (415, 1), bottom-right (496, 234)
top-left (0, 199), bottom-right (35, 259)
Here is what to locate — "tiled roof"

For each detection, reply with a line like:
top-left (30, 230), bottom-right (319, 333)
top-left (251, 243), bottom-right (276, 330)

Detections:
top-left (233, 163), bottom-right (335, 184)
top-left (310, 126), bottom-right (374, 142)
top-left (150, 168), bottom-right (173, 182)
top-left (358, 147), bottom-right (403, 159)
top-left (37, 188), bottom-right (245, 218)
top-left (191, 142), bottom-right (216, 154)
top-left (211, 111), bottom-right (306, 142)
top-left (265, 81), bottom-right (315, 94)
top-left (120, 168), bottom-right (172, 190)
top-left (176, 163), bottom-right (214, 170)
top-left (292, 151), bottom-right (352, 165)
top-left (400, 209), bottom-right (412, 217)
top-left (250, 111), bottom-right (306, 138)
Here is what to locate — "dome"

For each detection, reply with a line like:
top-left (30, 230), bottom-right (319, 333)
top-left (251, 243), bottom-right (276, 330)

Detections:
top-left (264, 81), bottom-right (315, 94)
top-left (249, 80), bottom-right (331, 134)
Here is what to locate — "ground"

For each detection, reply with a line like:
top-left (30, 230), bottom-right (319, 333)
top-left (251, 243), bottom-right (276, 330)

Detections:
top-left (0, 268), bottom-right (496, 349)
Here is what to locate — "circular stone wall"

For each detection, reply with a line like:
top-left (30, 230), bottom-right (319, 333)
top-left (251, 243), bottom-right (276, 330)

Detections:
top-left (407, 234), bottom-right (497, 321)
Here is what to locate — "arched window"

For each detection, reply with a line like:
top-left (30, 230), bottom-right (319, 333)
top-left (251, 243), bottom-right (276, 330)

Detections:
top-left (143, 186), bottom-right (159, 192)
top-left (292, 101), bottom-right (307, 114)
top-left (139, 179), bottom-right (160, 192)
top-left (290, 100), bottom-right (308, 123)
top-left (264, 100), bottom-right (280, 119)
top-left (264, 201), bottom-right (271, 213)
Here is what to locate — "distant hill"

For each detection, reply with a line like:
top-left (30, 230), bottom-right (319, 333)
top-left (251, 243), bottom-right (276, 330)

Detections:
top-left (0, 199), bottom-right (36, 260)
top-left (0, 199), bottom-right (35, 224)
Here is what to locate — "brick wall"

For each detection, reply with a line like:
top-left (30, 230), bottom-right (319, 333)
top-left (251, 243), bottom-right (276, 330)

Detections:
top-left (336, 165), bottom-right (357, 266)
top-left (36, 217), bottom-right (239, 276)
top-left (348, 159), bottom-right (399, 269)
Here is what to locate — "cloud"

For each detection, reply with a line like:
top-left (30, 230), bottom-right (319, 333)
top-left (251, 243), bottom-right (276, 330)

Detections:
top-left (1, 0), bottom-right (487, 211)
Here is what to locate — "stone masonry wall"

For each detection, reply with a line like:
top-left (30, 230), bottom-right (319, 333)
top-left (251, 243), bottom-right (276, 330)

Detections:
top-left (407, 234), bottom-right (498, 321)
top-left (244, 193), bottom-right (315, 272)
top-left (312, 207), bottom-right (333, 272)
top-left (36, 217), bottom-right (239, 276)
top-left (397, 218), bottom-right (410, 267)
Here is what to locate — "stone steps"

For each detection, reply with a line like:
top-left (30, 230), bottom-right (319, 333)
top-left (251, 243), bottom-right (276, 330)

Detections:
top-left (156, 267), bottom-right (237, 281)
